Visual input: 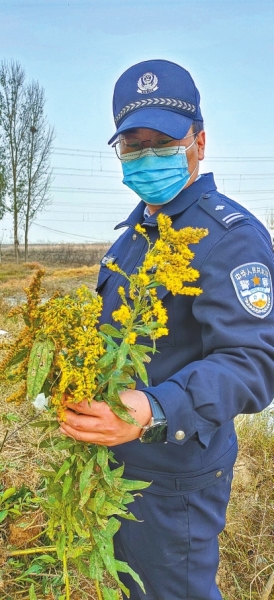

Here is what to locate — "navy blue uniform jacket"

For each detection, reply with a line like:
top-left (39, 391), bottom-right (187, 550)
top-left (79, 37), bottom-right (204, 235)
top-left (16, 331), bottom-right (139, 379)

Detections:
top-left (96, 173), bottom-right (274, 493)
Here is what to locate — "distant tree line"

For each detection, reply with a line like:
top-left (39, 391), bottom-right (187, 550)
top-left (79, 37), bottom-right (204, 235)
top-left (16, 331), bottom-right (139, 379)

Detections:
top-left (0, 60), bottom-right (55, 262)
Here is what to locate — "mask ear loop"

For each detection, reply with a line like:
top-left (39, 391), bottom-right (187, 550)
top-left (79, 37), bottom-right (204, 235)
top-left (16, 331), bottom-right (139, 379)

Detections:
top-left (179, 136), bottom-right (199, 186)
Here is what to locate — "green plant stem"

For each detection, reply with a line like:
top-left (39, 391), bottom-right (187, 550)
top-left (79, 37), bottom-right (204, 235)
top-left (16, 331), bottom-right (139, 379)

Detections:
top-left (95, 579), bottom-right (103, 600)
top-left (8, 545), bottom-right (57, 557)
top-left (62, 548), bottom-right (70, 600)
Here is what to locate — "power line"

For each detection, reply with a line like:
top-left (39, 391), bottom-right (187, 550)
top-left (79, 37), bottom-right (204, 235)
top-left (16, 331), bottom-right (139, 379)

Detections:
top-left (32, 223), bottom-right (113, 242)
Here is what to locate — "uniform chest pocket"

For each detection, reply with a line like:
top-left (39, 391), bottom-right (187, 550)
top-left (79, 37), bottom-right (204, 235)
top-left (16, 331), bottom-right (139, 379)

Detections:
top-left (96, 267), bottom-right (117, 299)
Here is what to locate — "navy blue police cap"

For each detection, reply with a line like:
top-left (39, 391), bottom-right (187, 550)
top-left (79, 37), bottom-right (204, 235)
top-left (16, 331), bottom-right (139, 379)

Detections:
top-left (108, 59), bottom-right (203, 144)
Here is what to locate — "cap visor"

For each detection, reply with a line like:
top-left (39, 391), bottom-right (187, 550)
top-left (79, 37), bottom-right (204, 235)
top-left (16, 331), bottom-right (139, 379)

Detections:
top-left (108, 108), bottom-right (193, 144)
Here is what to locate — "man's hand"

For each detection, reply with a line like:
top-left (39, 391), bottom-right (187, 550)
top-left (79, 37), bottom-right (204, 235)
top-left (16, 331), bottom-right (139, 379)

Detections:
top-left (59, 390), bottom-right (152, 446)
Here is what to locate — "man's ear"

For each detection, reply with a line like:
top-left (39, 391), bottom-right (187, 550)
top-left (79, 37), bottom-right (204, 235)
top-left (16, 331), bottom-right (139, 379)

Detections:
top-left (196, 131), bottom-right (206, 160)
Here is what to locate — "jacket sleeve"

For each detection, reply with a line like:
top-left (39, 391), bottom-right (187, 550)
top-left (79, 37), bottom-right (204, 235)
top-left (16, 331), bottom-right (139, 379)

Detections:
top-left (145, 223), bottom-right (274, 448)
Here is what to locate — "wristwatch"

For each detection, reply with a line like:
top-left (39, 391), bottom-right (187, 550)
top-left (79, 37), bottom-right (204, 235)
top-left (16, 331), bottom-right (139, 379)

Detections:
top-left (139, 394), bottom-right (167, 444)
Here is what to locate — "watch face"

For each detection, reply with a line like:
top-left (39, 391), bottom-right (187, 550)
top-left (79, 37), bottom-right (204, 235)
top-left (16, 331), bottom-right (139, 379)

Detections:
top-left (140, 423), bottom-right (167, 444)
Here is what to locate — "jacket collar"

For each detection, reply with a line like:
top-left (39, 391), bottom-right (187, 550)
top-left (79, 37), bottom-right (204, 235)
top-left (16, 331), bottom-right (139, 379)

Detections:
top-left (114, 173), bottom-right (217, 230)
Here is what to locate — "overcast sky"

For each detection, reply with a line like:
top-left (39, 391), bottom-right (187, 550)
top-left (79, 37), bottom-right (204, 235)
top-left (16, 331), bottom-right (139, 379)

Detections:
top-left (1, 0), bottom-right (274, 244)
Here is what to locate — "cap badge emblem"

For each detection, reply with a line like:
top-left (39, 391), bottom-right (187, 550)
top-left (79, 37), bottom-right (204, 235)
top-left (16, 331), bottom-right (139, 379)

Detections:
top-left (137, 72), bottom-right (158, 94)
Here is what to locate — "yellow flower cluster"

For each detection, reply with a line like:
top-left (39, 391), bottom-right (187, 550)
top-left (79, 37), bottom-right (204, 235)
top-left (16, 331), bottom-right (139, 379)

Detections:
top-left (136, 214), bottom-right (208, 296)
top-left (40, 287), bottom-right (105, 405)
top-left (0, 271), bottom-right (47, 404)
top-left (112, 304), bottom-right (132, 326)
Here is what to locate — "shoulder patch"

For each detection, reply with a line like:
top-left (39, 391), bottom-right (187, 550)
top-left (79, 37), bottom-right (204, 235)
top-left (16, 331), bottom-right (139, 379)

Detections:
top-left (230, 262), bottom-right (273, 319)
top-left (100, 253), bottom-right (117, 266)
top-left (198, 193), bottom-right (249, 228)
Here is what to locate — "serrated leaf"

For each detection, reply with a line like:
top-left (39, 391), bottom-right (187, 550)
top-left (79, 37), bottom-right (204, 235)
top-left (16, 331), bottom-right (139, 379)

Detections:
top-left (27, 338), bottom-right (55, 400)
top-left (100, 324), bottom-right (123, 338)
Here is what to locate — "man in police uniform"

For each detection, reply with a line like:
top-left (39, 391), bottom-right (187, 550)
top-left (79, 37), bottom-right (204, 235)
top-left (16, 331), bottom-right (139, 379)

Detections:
top-left (60, 60), bottom-right (274, 599)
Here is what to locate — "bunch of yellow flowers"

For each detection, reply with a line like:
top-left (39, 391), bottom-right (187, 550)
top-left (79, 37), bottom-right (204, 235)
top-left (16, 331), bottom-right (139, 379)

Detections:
top-left (0, 214), bottom-right (208, 600)
top-left (1, 214), bottom-right (207, 419)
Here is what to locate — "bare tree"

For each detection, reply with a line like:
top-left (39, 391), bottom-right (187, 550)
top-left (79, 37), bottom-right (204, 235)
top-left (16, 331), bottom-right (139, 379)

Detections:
top-left (0, 159), bottom-right (6, 219)
top-left (0, 61), bottom-right (28, 262)
top-left (22, 81), bottom-right (54, 261)
top-left (0, 60), bottom-right (54, 262)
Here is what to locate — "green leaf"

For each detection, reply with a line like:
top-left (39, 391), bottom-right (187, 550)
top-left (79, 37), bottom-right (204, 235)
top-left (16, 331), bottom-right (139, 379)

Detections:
top-left (116, 342), bottom-right (130, 371)
top-left (56, 531), bottom-right (66, 560)
top-left (119, 478), bottom-right (152, 492)
top-left (79, 457), bottom-right (95, 498)
top-left (115, 559), bottom-right (146, 593)
top-left (6, 347), bottom-right (28, 369)
top-left (62, 474), bottom-right (73, 499)
top-left (0, 509), bottom-right (8, 523)
top-left (27, 337), bottom-right (55, 400)
top-left (105, 516), bottom-right (121, 537)
top-left (89, 548), bottom-right (103, 580)
top-left (70, 515), bottom-right (90, 539)
top-left (102, 587), bottom-right (121, 600)
top-left (33, 554), bottom-right (57, 564)
top-left (29, 583), bottom-right (38, 600)
top-left (129, 346), bottom-right (148, 385)
top-left (54, 458), bottom-right (72, 483)
top-left (100, 324), bottom-right (123, 338)
top-left (135, 343), bottom-right (154, 354)
top-left (94, 489), bottom-right (106, 512)
top-left (22, 564), bottom-right (43, 576)
top-left (1, 486), bottom-right (16, 503)
top-left (96, 350), bottom-right (116, 369)
top-left (96, 446), bottom-right (109, 470)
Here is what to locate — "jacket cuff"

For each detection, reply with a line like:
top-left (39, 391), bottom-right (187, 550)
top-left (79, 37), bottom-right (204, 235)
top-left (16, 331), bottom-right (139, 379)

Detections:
top-left (144, 382), bottom-right (215, 448)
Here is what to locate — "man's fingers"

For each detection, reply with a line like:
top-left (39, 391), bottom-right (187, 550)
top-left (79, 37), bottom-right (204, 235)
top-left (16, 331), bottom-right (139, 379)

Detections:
top-left (64, 398), bottom-right (102, 415)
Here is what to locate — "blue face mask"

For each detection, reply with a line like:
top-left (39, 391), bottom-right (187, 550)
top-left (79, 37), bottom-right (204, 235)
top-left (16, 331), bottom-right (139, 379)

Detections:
top-left (121, 142), bottom-right (196, 205)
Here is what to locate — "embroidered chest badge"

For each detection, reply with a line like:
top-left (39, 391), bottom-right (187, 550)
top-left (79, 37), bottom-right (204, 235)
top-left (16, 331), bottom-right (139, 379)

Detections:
top-left (230, 262), bottom-right (273, 319)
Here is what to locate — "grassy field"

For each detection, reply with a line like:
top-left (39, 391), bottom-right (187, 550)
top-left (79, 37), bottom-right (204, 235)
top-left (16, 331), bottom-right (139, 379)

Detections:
top-left (0, 259), bottom-right (273, 599)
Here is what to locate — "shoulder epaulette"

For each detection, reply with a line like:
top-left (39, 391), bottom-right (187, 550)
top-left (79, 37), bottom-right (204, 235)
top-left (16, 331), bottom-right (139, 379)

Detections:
top-left (198, 192), bottom-right (249, 229)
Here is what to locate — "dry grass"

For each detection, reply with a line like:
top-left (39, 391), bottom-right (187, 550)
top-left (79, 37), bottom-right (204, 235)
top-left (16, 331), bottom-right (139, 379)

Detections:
top-left (0, 260), bottom-right (273, 599)
top-left (218, 412), bottom-right (274, 600)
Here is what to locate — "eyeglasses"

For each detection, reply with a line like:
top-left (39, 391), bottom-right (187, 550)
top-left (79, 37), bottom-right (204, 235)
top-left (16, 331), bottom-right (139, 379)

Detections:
top-left (112, 132), bottom-right (196, 162)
